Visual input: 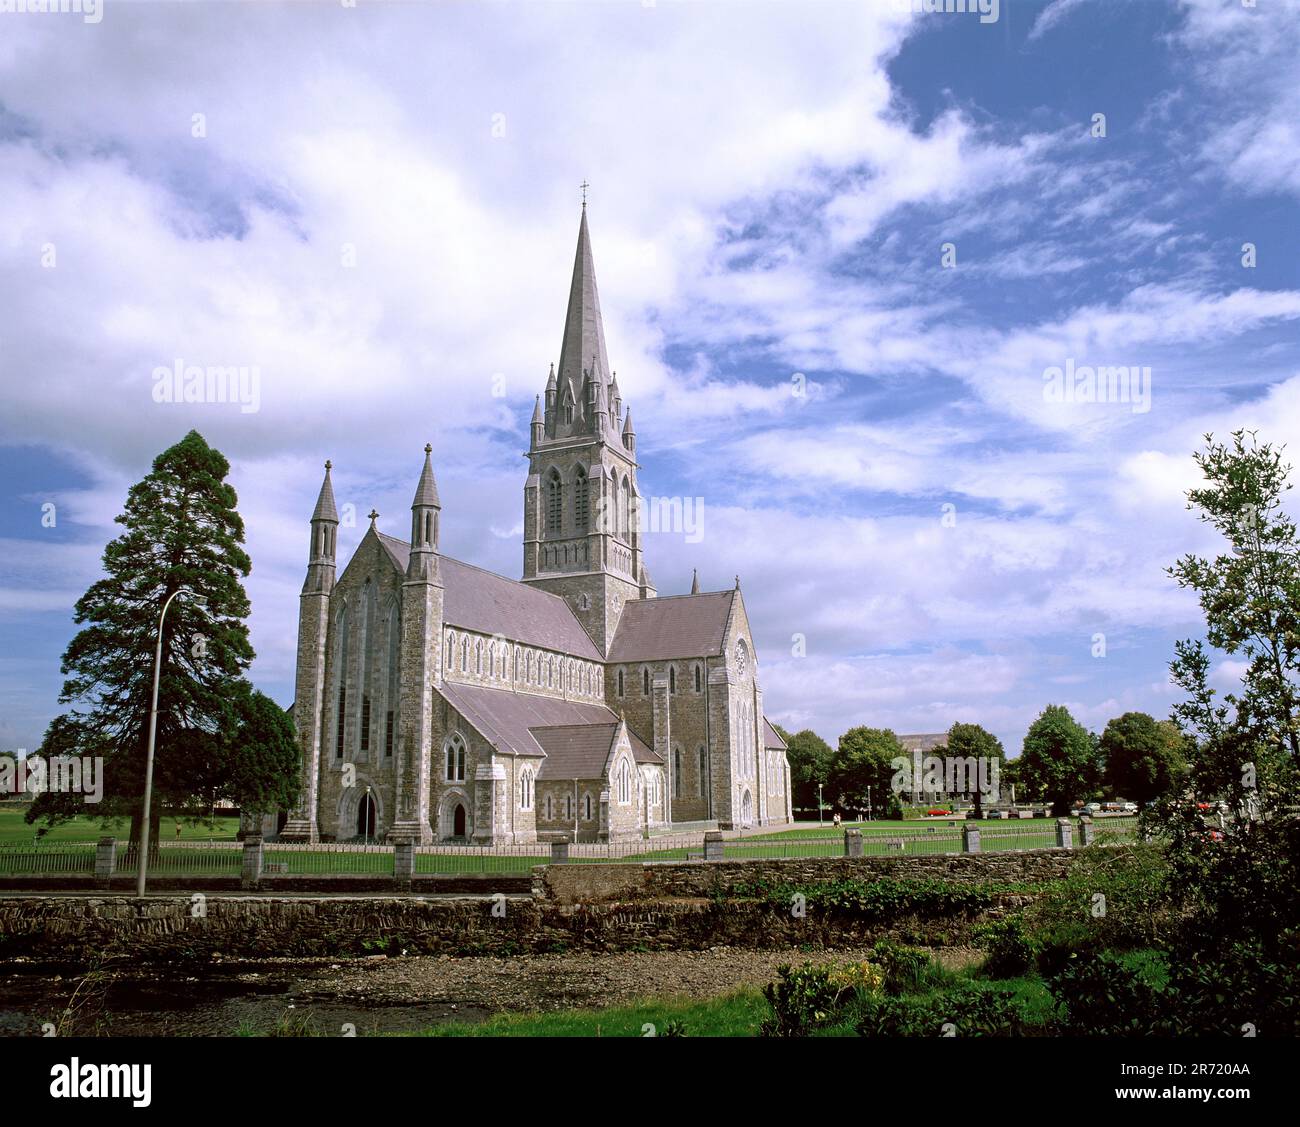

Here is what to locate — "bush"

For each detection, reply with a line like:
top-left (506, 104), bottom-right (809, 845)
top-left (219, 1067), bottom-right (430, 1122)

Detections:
top-left (1022, 844), bottom-right (1169, 971)
top-left (855, 982), bottom-right (1038, 1038)
top-left (748, 877), bottom-right (992, 922)
top-left (869, 939), bottom-right (934, 994)
top-left (760, 960), bottom-right (883, 1037)
top-left (978, 918), bottom-right (1035, 979)
top-left (1047, 949), bottom-right (1169, 1036)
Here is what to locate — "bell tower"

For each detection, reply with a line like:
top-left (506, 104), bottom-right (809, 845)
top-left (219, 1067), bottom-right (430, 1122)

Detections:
top-left (522, 203), bottom-right (654, 651)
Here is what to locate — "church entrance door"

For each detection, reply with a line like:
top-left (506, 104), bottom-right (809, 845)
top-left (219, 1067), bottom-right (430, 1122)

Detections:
top-left (453, 803), bottom-right (466, 838)
top-left (741, 789), bottom-right (753, 827)
top-left (356, 793), bottom-right (377, 840)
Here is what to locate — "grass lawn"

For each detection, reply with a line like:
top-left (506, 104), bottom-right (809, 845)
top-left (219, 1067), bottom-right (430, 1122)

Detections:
top-left (747, 818), bottom-right (1061, 840)
top-left (412, 967), bottom-right (1067, 1037)
top-left (420, 988), bottom-right (770, 1037)
top-left (0, 803), bottom-right (239, 845)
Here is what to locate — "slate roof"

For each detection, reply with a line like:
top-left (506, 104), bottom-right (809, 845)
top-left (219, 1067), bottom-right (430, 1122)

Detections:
top-left (440, 682), bottom-right (660, 774)
top-left (374, 533), bottom-right (602, 661)
top-left (606, 590), bottom-right (735, 662)
top-left (311, 464), bottom-right (338, 523)
top-left (763, 719), bottom-right (788, 750)
top-left (897, 733), bottom-right (948, 753)
top-left (530, 722), bottom-right (658, 779)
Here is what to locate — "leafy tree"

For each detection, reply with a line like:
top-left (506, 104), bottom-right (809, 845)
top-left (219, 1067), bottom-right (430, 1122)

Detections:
top-left (1017, 705), bottom-right (1098, 815)
top-left (27, 431), bottom-right (263, 844)
top-left (944, 722), bottom-right (1005, 817)
top-left (776, 725), bottom-right (835, 812)
top-left (1158, 431), bottom-right (1300, 967)
top-left (829, 727), bottom-right (904, 819)
top-left (218, 688), bottom-right (300, 821)
top-left (1099, 712), bottom-right (1186, 804)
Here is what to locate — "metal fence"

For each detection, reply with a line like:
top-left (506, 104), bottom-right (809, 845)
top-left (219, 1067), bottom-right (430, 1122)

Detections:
top-left (0, 815), bottom-right (1148, 878)
top-left (113, 845), bottom-right (243, 876)
top-left (0, 845), bottom-right (96, 875)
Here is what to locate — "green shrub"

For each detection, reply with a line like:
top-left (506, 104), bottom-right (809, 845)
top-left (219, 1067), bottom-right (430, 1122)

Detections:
top-left (748, 877), bottom-right (992, 922)
top-left (978, 917), bottom-right (1035, 979)
top-left (1022, 844), bottom-right (1169, 971)
top-left (855, 982), bottom-right (1038, 1038)
top-left (1046, 949), bottom-right (1170, 1036)
top-left (869, 939), bottom-right (933, 994)
top-left (760, 960), bottom-right (883, 1037)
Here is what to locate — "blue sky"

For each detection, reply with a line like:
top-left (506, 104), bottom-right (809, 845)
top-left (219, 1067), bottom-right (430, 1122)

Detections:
top-left (2, 0), bottom-right (1299, 756)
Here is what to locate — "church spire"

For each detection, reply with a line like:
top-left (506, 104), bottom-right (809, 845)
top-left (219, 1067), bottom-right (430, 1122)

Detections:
top-left (690, 568), bottom-right (700, 595)
top-left (311, 460), bottom-right (338, 524)
top-left (555, 207), bottom-right (612, 426)
top-left (304, 460), bottom-right (338, 592)
top-left (408, 444), bottom-right (442, 581)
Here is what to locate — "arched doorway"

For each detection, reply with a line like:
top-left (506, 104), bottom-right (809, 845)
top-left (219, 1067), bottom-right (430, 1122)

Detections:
top-left (453, 803), bottom-right (466, 838)
top-left (356, 793), bottom-right (377, 840)
top-left (741, 789), bottom-right (753, 827)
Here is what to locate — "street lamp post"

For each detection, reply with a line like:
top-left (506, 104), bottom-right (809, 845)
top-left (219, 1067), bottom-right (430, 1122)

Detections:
top-left (137, 587), bottom-right (194, 897)
top-left (867, 785), bottom-right (872, 822)
top-left (818, 782), bottom-right (824, 825)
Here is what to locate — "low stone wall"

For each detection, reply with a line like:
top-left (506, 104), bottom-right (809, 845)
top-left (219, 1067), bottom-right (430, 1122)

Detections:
top-left (0, 873), bottom-right (533, 895)
top-left (0, 891), bottom-right (1031, 963)
top-left (538, 848), bottom-right (1087, 904)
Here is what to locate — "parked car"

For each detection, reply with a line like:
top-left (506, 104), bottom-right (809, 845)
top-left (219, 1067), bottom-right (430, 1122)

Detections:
top-left (1084, 802), bottom-right (1104, 815)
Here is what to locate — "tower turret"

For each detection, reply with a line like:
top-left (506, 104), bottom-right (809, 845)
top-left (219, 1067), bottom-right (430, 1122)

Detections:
top-left (521, 203), bottom-right (652, 650)
top-left (408, 443), bottom-right (441, 581)
top-left (305, 460), bottom-right (339, 593)
top-left (392, 444), bottom-right (445, 844)
top-left (281, 459), bottom-right (340, 843)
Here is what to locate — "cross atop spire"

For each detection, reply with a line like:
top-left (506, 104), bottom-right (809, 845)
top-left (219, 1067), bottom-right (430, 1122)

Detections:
top-left (580, 178), bottom-right (589, 207)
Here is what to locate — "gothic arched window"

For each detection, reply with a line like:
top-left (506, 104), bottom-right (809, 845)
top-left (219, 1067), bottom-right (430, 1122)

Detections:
top-left (444, 732), bottom-right (466, 782)
top-left (668, 666), bottom-right (676, 695)
top-left (642, 667), bottom-right (650, 695)
top-left (673, 746), bottom-right (682, 799)
top-left (359, 583), bottom-right (375, 753)
top-left (520, 767), bottom-right (535, 811)
top-left (698, 746), bottom-right (707, 796)
top-left (333, 605), bottom-right (349, 760)
top-left (617, 668), bottom-right (625, 698)
top-left (694, 663), bottom-right (703, 693)
top-left (546, 469), bottom-right (563, 533)
top-left (384, 602), bottom-right (399, 757)
top-left (574, 466), bottom-right (589, 529)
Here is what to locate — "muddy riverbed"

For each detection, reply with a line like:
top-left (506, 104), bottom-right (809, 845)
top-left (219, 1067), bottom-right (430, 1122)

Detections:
top-left (0, 946), bottom-right (981, 1036)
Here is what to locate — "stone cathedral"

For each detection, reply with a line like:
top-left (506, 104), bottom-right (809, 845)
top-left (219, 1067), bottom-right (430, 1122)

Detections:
top-left (281, 207), bottom-right (792, 844)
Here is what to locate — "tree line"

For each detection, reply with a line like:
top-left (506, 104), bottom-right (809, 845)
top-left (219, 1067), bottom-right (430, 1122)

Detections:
top-left (776, 705), bottom-right (1188, 819)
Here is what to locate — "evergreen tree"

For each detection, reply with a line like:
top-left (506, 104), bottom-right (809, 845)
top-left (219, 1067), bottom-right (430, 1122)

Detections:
top-left (28, 431), bottom-right (265, 843)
